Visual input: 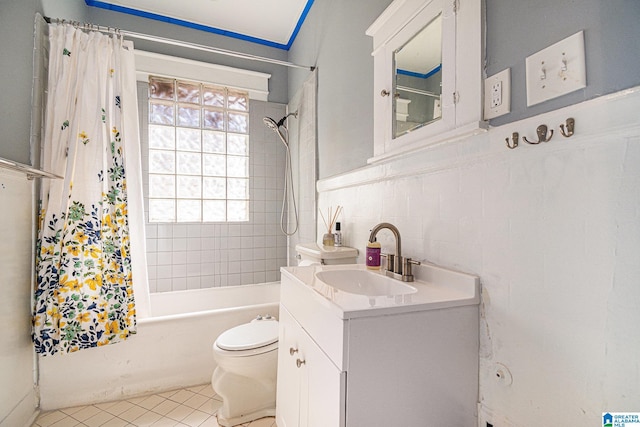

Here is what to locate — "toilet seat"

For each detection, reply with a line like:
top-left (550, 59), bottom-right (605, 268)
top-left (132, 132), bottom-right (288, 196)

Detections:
top-left (216, 320), bottom-right (278, 352)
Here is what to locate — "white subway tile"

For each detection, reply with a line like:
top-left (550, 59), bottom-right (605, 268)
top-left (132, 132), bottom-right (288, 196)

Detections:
top-left (172, 264), bottom-right (186, 278)
top-left (156, 265), bottom-right (172, 279)
top-left (157, 238), bottom-right (173, 252)
top-left (172, 238), bottom-right (187, 251)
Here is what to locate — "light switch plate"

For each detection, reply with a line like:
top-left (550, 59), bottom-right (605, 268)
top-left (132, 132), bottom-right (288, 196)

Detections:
top-left (484, 68), bottom-right (510, 120)
top-left (525, 31), bottom-right (586, 106)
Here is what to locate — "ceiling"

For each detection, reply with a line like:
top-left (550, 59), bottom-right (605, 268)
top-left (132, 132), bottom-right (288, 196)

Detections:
top-left (85, 0), bottom-right (314, 50)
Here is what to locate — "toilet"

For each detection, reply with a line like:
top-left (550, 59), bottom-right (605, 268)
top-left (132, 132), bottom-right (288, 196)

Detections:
top-left (211, 315), bottom-right (279, 427)
top-left (211, 243), bottom-right (357, 426)
top-left (295, 242), bottom-right (358, 266)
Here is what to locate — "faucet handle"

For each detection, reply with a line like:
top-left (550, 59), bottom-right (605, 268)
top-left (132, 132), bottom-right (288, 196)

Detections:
top-left (401, 257), bottom-right (421, 281)
top-left (380, 253), bottom-right (395, 272)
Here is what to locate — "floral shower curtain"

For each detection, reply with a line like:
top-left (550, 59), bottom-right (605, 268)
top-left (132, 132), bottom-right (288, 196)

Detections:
top-left (33, 23), bottom-right (139, 355)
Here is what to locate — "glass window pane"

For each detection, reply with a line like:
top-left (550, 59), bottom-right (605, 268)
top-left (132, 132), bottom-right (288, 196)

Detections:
top-left (203, 86), bottom-right (225, 107)
top-left (203, 131), bottom-right (225, 154)
top-left (203, 154), bottom-right (226, 176)
top-left (147, 77), bottom-right (250, 224)
top-left (177, 127), bottom-right (201, 152)
top-left (149, 125), bottom-right (175, 150)
top-left (203, 108), bottom-right (225, 130)
top-left (227, 178), bottom-right (248, 200)
top-left (149, 150), bottom-right (175, 174)
top-left (228, 200), bottom-right (249, 222)
top-left (149, 102), bottom-right (174, 125)
top-left (149, 199), bottom-right (175, 222)
top-left (177, 81), bottom-right (200, 104)
top-left (227, 156), bottom-right (248, 177)
top-left (149, 77), bottom-right (174, 100)
top-left (228, 112), bottom-right (248, 133)
top-left (177, 199), bottom-right (201, 222)
top-left (149, 174), bottom-right (175, 198)
top-left (203, 200), bottom-right (226, 222)
top-left (227, 134), bottom-right (248, 155)
top-left (203, 177), bottom-right (226, 199)
top-left (177, 152), bottom-right (201, 175)
top-left (178, 105), bottom-right (200, 128)
top-left (228, 91), bottom-right (248, 111)
top-left (177, 175), bottom-right (202, 199)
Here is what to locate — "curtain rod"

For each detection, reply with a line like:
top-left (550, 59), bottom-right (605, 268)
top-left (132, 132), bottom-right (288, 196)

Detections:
top-left (44, 16), bottom-right (315, 71)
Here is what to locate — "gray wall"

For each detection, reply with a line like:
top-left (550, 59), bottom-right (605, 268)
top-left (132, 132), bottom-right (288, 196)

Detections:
top-left (288, 0), bottom-right (393, 179)
top-left (289, 0), bottom-right (640, 179)
top-left (0, 0), bottom-right (43, 164)
top-left (487, 0), bottom-right (640, 126)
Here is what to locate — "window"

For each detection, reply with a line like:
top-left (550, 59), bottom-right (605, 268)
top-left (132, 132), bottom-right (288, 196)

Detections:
top-left (147, 76), bottom-right (250, 222)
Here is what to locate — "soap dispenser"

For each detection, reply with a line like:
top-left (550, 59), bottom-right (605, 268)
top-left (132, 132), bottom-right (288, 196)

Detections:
top-left (366, 238), bottom-right (381, 270)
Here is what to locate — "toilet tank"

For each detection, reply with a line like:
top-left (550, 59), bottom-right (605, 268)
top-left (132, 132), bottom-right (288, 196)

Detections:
top-left (295, 243), bottom-right (358, 266)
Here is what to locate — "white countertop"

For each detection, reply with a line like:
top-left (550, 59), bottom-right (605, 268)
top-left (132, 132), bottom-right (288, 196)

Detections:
top-left (280, 263), bottom-right (480, 319)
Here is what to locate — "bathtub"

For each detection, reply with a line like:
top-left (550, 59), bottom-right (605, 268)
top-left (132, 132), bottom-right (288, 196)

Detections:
top-left (38, 282), bottom-right (280, 410)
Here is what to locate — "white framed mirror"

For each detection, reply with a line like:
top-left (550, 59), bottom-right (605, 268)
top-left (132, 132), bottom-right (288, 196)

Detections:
top-left (393, 13), bottom-right (442, 138)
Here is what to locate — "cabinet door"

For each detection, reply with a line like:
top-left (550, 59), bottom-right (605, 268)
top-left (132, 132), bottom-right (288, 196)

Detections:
top-left (276, 307), bottom-right (303, 427)
top-left (278, 305), bottom-right (346, 427)
top-left (303, 332), bottom-right (346, 427)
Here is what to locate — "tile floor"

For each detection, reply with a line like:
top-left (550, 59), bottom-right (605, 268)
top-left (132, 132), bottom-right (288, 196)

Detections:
top-left (32, 384), bottom-right (276, 427)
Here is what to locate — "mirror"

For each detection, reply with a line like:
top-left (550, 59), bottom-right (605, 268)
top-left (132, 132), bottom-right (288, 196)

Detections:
top-left (393, 13), bottom-right (442, 138)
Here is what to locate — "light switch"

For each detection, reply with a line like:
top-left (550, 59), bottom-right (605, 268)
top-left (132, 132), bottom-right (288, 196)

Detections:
top-left (525, 31), bottom-right (586, 106)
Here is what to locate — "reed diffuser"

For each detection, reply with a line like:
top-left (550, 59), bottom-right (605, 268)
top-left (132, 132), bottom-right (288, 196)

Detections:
top-left (320, 205), bottom-right (342, 247)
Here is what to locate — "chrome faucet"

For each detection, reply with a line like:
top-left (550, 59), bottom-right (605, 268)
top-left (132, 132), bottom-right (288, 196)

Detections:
top-left (368, 222), bottom-right (420, 282)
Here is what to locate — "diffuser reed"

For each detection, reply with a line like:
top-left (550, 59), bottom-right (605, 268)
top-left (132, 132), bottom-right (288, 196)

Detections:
top-left (320, 206), bottom-right (342, 246)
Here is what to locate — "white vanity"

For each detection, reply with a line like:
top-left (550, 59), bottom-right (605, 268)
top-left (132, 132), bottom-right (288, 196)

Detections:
top-left (276, 263), bottom-right (480, 426)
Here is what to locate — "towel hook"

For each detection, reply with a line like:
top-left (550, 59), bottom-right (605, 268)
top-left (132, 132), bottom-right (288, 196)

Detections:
top-left (559, 118), bottom-right (575, 137)
top-left (505, 132), bottom-right (519, 149)
top-left (523, 124), bottom-right (553, 145)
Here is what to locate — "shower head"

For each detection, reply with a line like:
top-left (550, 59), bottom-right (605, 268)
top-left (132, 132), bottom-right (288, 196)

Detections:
top-left (263, 111), bottom-right (298, 147)
top-left (263, 111), bottom-right (298, 131)
top-left (263, 116), bottom-right (280, 132)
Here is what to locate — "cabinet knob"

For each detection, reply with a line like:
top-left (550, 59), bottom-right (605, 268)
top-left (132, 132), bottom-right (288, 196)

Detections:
top-left (296, 358), bottom-right (306, 368)
top-left (289, 347), bottom-right (298, 356)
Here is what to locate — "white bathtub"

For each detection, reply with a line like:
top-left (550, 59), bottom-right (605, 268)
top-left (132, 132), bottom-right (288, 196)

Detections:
top-left (38, 282), bottom-right (281, 410)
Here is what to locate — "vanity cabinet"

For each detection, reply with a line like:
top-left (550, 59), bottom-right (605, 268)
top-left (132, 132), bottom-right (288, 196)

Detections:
top-left (276, 266), bottom-right (480, 426)
top-left (367, 0), bottom-right (485, 161)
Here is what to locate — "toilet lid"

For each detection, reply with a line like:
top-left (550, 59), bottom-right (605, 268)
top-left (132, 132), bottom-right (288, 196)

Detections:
top-left (216, 320), bottom-right (279, 351)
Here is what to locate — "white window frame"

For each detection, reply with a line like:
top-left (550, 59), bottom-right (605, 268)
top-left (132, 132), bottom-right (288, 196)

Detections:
top-left (135, 50), bottom-right (271, 223)
top-left (135, 50), bottom-right (270, 101)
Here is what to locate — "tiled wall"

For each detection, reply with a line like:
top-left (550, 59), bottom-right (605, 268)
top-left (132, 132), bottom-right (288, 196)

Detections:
top-left (138, 81), bottom-right (288, 293)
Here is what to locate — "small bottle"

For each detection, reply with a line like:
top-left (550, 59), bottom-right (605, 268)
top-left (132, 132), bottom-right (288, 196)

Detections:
top-left (366, 238), bottom-right (381, 270)
top-left (334, 222), bottom-right (343, 247)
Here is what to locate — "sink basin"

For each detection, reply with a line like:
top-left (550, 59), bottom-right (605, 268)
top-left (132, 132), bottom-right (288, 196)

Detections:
top-left (315, 269), bottom-right (417, 297)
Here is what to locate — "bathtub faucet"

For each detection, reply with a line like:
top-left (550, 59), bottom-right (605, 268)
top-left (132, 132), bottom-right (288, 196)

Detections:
top-left (369, 222), bottom-right (420, 282)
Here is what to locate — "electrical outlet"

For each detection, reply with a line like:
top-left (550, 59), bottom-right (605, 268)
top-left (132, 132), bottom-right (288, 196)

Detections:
top-left (484, 68), bottom-right (510, 120)
top-left (491, 81), bottom-right (502, 108)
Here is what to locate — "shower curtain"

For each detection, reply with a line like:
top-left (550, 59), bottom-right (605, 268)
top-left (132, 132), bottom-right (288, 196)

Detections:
top-left (33, 23), bottom-right (144, 355)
